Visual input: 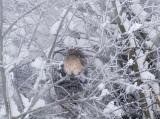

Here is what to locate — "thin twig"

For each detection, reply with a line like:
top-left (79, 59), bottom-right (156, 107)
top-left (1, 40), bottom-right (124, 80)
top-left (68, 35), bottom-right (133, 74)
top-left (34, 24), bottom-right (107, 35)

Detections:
top-left (12, 95), bottom-right (77, 119)
top-left (27, 12), bottom-right (44, 49)
top-left (48, 5), bottom-right (72, 59)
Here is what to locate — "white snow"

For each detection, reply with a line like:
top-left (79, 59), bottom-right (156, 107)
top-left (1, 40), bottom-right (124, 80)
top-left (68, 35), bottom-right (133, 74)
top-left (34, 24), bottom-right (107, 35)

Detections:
top-left (50, 21), bottom-right (61, 34)
top-left (158, 96), bottom-right (160, 102)
top-left (0, 106), bottom-right (6, 117)
top-left (53, 117), bottom-right (66, 119)
top-left (143, 84), bottom-right (154, 119)
top-left (116, 0), bottom-right (122, 14)
top-left (136, 50), bottom-right (146, 70)
top-left (151, 83), bottom-right (159, 95)
top-left (10, 99), bottom-right (20, 117)
top-left (126, 83), bottom-right (141, 94)
top-left (5, 41), bottom-right (19, 57)
top-left (98, 83), bottom-right (105, 90)
top-left (94, 58), bottom-right (103, 68)
top-left (17, 28), bottom-right (26, 36)
top-left (69, 19), bottom-right (85, 32)
top-left (15, 0), bottom-right (28, 3)
top-left (145, 41), bottom-right (154, 49)
top-left (63, 37), bottom-right (77, 47)
top-left (129, 36), bottom-right (136, 47)
top-left (123, 19), bottom-right (130, 32)
top-left (16, 47), bottom-right (29, 64)
top-left (103, 101), bottom-right (122, 117)
top-left (132, 0), bottom-right (140, 4)
top-left (60, 9), bottom-right (73, 19)
top-left (4, 55), bottom-right (14, 65)
top-left (21, 94), bottom-right (30, 112)
top-left (141, 71), bottom-right (155, 80)
top-left (136, 50), bottom-right (155, 80)
top-left (24, 17), bottom-right (35, 24)
top-left (1, 1), bottom-right (160, 118)
top-left (33, 69), bottom-right (47, 91)
top-left (127, 59), bottom-right (134, 66)
top-left (31, 57), bottom-right (45, 69)
top-left (131, 4), bottom-right (147, 21)
top-left (148, 30), bottom-right (157, 40)
top-left (7, 73), bottom-right (14, 98)
top-left (6, 71), bottom-right (20, 117)
top-left (100, 89), bottom-right (109, 97)
top-left (32, 99), bottom-right (45, 110)
top-left (128, 23), bottom-right (142, 33)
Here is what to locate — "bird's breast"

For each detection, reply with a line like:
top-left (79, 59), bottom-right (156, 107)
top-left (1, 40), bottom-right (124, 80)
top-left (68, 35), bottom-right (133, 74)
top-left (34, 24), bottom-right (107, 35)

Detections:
top-left (64, 56), bottom-right (84, 76)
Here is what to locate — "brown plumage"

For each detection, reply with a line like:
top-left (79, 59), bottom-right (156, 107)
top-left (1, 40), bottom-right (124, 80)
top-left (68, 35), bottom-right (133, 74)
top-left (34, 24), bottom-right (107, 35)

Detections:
top-left (63, 49), bottom-right (87, 76)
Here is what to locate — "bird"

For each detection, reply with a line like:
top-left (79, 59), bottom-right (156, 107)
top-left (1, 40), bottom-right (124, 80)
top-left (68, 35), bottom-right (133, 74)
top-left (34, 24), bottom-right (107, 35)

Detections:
top-left (63, 48), bottom-right (87, 76)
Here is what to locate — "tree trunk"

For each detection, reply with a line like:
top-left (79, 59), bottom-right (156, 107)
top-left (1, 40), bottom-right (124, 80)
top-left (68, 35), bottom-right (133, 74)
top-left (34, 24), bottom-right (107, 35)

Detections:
top-left (0, 0), bottom-right (11, 118)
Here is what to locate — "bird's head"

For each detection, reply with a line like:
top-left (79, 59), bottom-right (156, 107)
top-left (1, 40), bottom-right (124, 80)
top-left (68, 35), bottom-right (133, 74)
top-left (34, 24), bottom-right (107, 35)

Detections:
top-left (63, 48), bottom-right (87, 76)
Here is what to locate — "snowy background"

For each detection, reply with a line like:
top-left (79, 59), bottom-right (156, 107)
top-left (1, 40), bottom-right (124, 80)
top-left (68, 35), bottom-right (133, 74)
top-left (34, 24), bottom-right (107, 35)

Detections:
top-left (1, 0), bottom-right (160, 119)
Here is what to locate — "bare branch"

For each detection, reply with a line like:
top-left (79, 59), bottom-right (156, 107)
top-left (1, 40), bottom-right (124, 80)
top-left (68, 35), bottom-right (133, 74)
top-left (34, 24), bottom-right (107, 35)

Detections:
top-left (48, 5), bottom-right (72, 59)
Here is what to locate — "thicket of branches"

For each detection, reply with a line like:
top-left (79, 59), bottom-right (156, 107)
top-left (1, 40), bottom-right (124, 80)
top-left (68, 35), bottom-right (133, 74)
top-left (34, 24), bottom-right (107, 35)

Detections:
top-left (0, 0), bottom-right (160, 119)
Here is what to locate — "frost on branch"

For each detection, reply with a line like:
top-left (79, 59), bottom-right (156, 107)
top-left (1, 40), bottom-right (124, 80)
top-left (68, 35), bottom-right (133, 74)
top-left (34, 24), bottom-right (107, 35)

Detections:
top-left (1, 0), bottom-right (160, 119)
